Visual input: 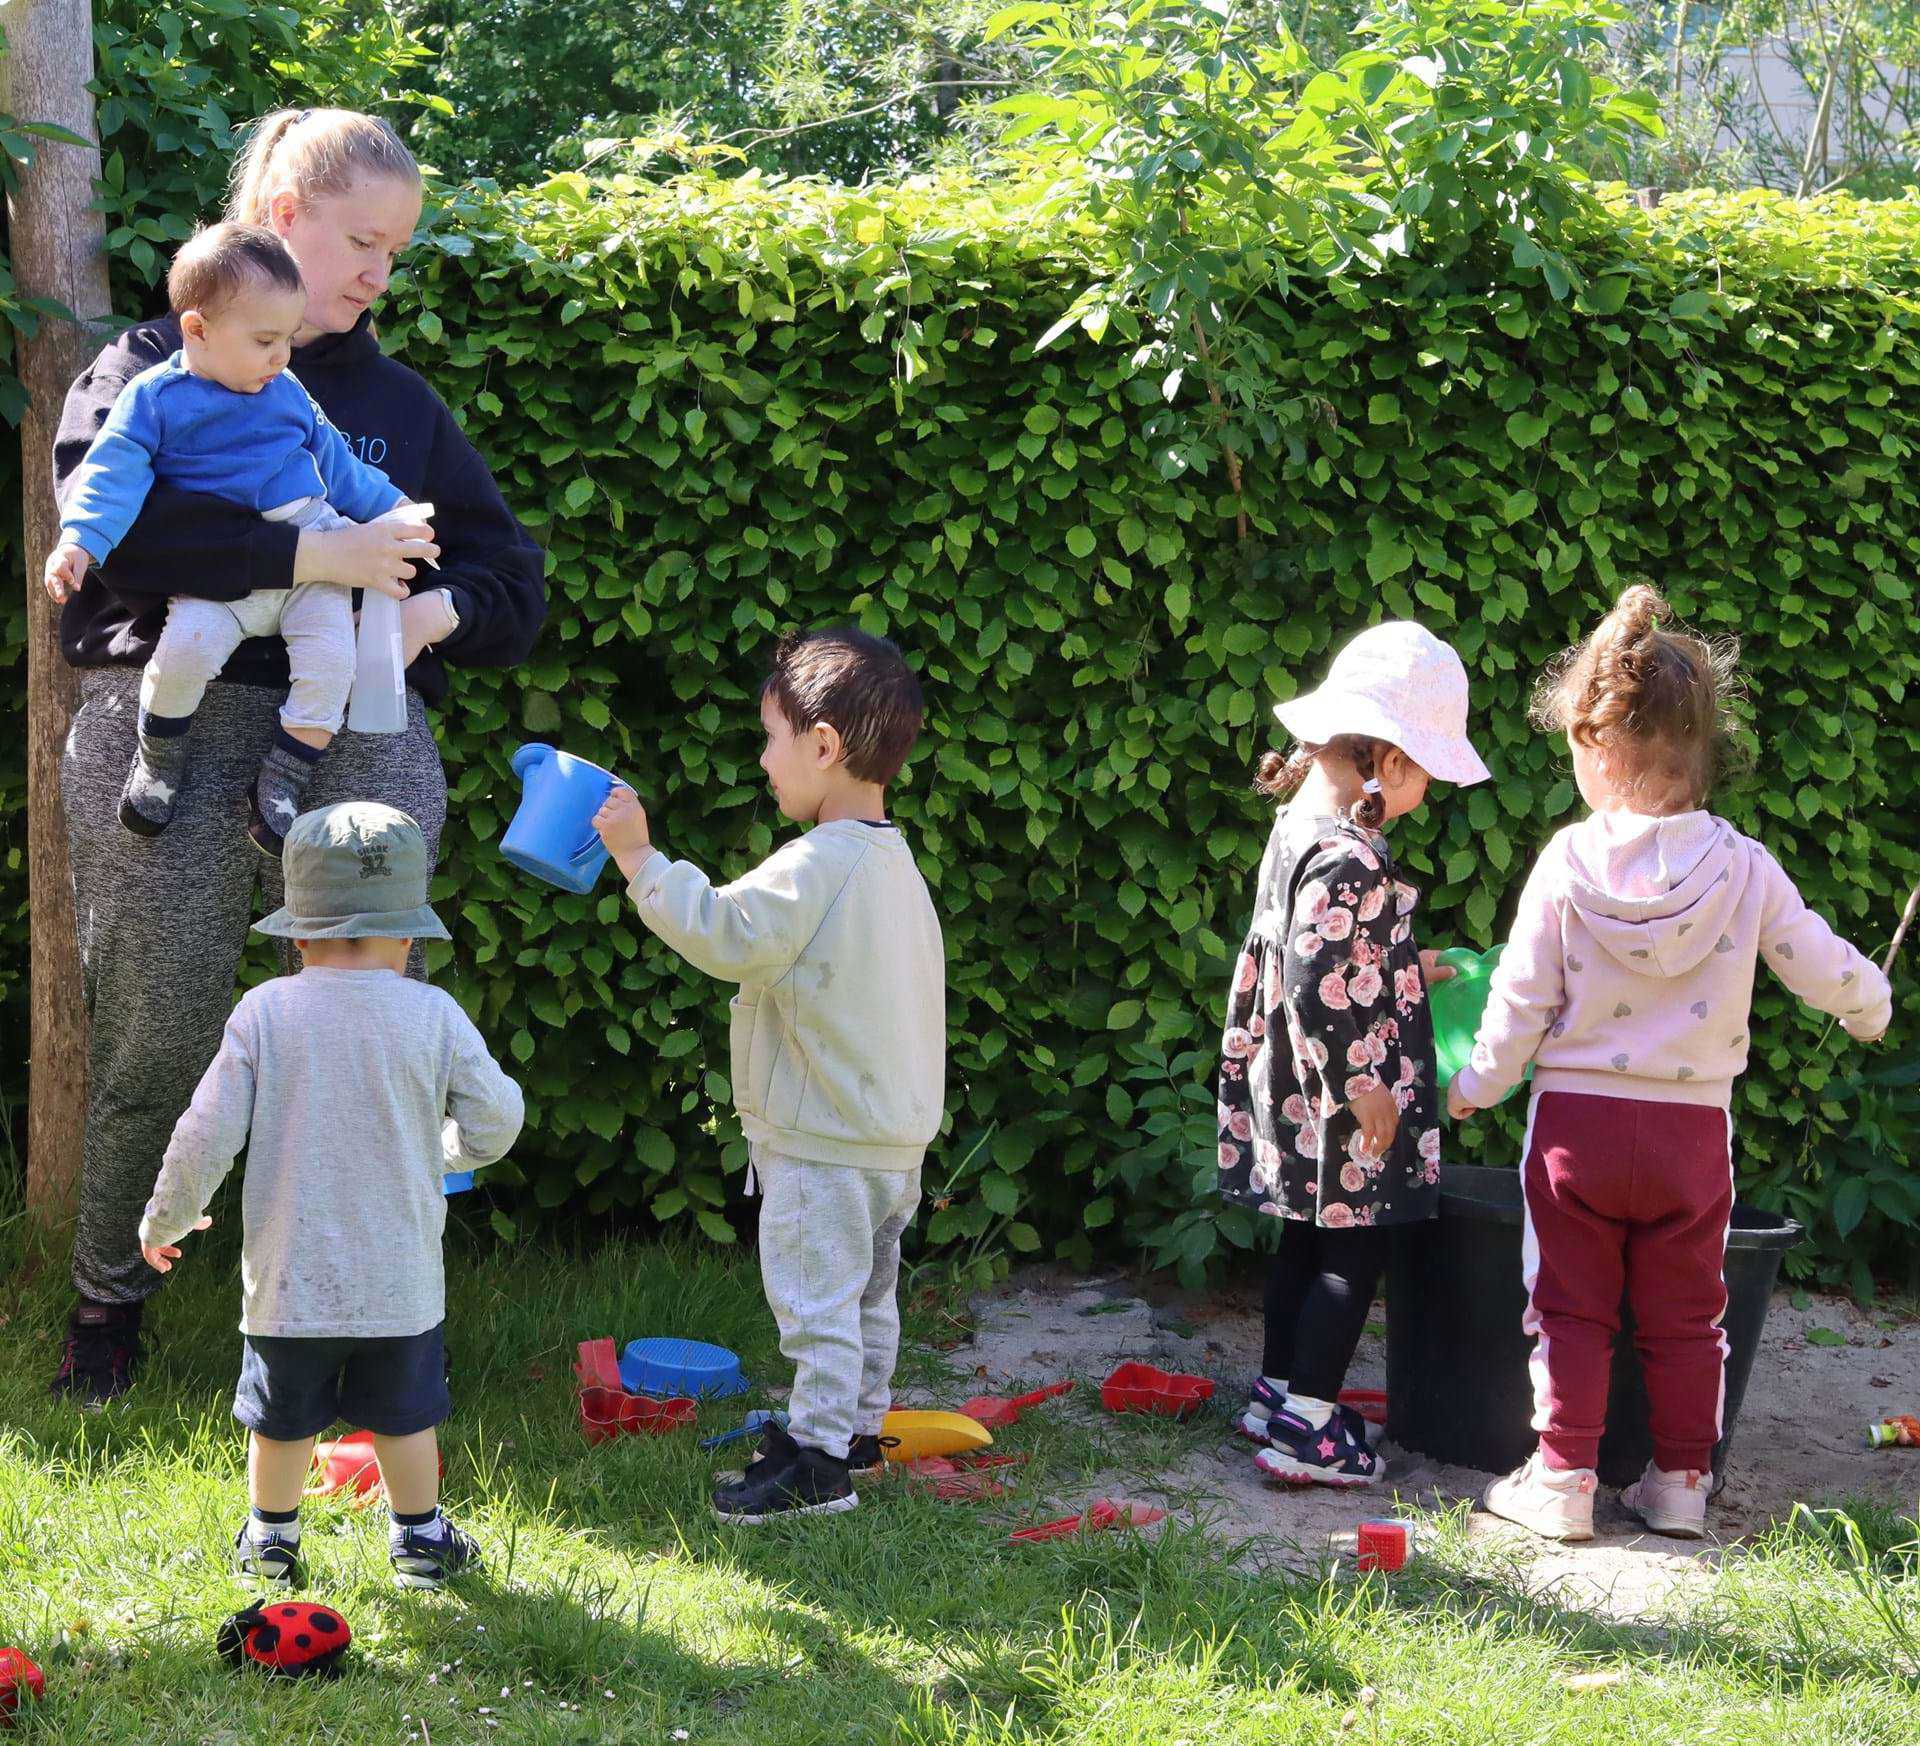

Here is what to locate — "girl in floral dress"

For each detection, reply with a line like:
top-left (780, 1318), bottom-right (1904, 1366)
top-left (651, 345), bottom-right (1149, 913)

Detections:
top-left (1218, 623), bottom-right (1489, 1486)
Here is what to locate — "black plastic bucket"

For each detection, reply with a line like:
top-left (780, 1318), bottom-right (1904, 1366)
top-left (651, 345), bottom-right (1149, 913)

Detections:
top-left (1386, 1164), bottom-right (1802, 1487)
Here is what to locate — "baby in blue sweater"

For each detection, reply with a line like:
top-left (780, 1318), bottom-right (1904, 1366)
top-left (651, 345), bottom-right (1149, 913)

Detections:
top-left (45, 223), bottom-right (432, 851)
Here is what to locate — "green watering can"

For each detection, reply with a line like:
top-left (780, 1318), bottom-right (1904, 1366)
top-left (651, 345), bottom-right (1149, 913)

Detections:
top-left (1428, 945), bottom-right (1531, 1086)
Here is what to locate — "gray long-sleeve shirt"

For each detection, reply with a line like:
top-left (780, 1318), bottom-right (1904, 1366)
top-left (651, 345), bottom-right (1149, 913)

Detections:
top-left (143, 967), bottom-right (524, 1338)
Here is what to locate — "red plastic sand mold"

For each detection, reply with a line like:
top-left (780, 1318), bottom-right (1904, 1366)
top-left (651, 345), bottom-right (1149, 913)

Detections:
top-left (574, 1340), bottom-right (696, 1445)
top-left (1099, 1362), bottom-right (1214, 1421)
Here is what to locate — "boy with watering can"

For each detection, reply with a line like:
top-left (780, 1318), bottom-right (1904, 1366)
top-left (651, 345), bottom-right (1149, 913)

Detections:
top-left (594, 628), bottom-right (947, 1524)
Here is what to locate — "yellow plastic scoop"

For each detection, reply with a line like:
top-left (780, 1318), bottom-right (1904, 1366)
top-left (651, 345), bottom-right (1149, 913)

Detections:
top-left (880, 1410), bottom-right (993, 1462)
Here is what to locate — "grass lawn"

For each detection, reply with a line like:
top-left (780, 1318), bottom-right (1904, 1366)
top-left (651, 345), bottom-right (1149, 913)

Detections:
top-left (2, 1201), bottom-right (1917, 1744)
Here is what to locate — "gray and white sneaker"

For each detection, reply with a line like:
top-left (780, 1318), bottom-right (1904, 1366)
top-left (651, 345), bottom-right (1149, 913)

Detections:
top-left (390, 1518), bottom-right (483, 1590)
top-left (232, 1523), bottom-right (305, 1588)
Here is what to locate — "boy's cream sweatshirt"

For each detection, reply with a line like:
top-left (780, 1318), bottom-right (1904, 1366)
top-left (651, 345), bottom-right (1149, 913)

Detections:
top-left (1455, 810), bottom-right (1892, 1112)
top-left (627, 820), bottom-right (946, 1171)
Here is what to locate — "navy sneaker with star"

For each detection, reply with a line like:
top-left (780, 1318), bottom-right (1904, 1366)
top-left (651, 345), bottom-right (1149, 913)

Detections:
top-left (1252, 1403), bottom-right (1386, 1488)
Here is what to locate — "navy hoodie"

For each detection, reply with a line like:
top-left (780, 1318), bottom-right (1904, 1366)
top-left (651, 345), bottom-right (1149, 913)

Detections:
top-left (53, 310), bottom-right (546, 706)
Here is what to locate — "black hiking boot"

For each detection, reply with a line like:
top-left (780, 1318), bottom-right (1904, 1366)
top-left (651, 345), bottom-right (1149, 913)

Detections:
top-left (50, 1299), bottom-right (144, 1410)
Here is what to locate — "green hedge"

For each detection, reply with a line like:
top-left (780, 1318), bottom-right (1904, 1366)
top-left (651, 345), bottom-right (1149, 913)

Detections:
top-left (7, 164), bottom-right (1919, 1290)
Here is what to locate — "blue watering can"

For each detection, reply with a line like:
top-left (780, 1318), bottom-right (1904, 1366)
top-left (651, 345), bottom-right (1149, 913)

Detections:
top-left (499, 742), bottom-right (621, 894)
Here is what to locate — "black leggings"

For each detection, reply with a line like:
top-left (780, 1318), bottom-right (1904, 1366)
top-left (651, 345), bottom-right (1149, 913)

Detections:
top-left (1261, 1221), bottom-right (1390, 1403)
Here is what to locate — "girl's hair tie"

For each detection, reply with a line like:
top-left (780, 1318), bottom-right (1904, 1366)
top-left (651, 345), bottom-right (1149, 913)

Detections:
top-left (295, 108), bottom-right (313, 123)
top-left (1363, 778), bottom-right (1382, 795)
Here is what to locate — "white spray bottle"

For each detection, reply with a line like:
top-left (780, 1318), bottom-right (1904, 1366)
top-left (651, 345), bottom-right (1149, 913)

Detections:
top-left (347, 500), bottom-right (436, 734)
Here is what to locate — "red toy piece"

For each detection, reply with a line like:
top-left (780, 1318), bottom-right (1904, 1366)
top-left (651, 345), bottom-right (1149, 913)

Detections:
top-left (1356, 1520), bottom-right (1415, 1573)
top-left (578, 1385), bottom-right (697, 1445)
top-left (899, 1452), bottom-right (1028, 1501)
top-left (217, 1600), bottom-right (351, 1680)
top-left (1339, 1388), bottom-right (1388, 1427)
top-left (959, 1380), bottom-right (1074, 1429)
top-left (574, 1338), bottom-right (625, 1392)
top-left (574, 1340), bottom-right (696, 1443)
top-left (0, 1650), bottom-right (45, 1724)
top-left (1008, 1498), bottom-right (1167, 1543)
top-left (306, 1429), bottom-right (447, 1502)
top-left (1098, 1363), bottom-right (1214, 1420)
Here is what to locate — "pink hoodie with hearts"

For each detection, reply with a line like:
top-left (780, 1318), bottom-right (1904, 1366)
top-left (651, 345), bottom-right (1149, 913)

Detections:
top-left (1454, 811), bottom-right (1893, 1112)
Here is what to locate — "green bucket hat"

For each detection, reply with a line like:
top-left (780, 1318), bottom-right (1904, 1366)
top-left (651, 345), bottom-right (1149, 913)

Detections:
top-left (254, 801), bottom-right (450, 942)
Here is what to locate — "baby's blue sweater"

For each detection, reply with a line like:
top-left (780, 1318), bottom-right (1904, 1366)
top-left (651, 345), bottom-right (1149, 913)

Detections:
top-left (59, 351), bottom-right (404, 564)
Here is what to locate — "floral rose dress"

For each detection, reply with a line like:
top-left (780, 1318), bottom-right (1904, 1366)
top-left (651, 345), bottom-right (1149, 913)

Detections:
top-left (1217, 807), bottom-right (1442, 1229)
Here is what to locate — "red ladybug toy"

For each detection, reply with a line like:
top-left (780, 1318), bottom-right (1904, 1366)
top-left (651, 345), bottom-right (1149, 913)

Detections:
top-left (217, 1600), bottom-right (351, 1679)
top-left (0, 1648), bottom-right (46, 1723)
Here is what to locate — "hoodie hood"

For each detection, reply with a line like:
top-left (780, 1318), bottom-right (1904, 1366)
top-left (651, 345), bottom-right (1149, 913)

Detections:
top-left (1560, 811), bottom-right (1747, 978)
top-left (288, 309), bottom-right (382, 380)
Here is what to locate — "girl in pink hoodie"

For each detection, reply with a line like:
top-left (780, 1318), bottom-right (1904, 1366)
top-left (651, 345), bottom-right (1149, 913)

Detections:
top-left (1450, 585), bottom-right (1891, 1543)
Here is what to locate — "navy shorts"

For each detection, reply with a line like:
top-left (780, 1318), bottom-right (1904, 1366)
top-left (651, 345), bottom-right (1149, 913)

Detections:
top-left (234, 1322), bottom-right (450, 1441)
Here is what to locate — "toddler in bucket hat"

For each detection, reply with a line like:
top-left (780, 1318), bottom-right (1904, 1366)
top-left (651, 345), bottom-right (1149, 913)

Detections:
top-left (255, 801), bottom-right (450, 942)
top-left (1274, 621), bottom-right (1490, 786)
top-left (142, 795), bottom-right (521, 1595)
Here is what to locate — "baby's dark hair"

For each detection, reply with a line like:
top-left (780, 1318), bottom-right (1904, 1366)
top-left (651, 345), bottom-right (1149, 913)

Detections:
top-left (168, 221), bottom-right (304, 317)
top-left (1256, 735), bottom-right (1393, 831)
top-left (1532, 583), bottom-right (1744, 810)
top-left (761, 627), bottom-right (924, 784)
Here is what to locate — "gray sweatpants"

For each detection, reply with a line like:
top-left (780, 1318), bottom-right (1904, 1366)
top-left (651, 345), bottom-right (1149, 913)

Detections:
top-left (61, 665), bottom-right (447, 1306)
top-left (753, 1148), bottom-right (921, 1461)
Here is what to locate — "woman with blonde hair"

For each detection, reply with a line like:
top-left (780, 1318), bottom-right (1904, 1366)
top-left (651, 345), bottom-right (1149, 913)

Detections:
top-left (44, 107), bottom-right (546, 1407)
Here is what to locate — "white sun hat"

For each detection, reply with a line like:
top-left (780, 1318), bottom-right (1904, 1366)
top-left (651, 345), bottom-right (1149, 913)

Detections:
top-left (1274, 621), bottom-right (1491, 786)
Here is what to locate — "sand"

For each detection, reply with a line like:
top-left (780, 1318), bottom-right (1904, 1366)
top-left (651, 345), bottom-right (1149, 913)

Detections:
top-left (922, 1267), bottom-right (1920, 1621)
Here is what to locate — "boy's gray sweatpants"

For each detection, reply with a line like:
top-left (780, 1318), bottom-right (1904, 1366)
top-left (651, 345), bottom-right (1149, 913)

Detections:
top-left (61, 666), bottom-right (447, 1308)
top-left (753, 1148), bottom-right (921, 1461)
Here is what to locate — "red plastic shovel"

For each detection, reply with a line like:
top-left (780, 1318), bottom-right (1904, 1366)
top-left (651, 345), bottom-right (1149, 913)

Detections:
top-left (1008, 1499), bottom-right (1167, 1544)
top-left (959, 1379), bottom-right (1074, 1429)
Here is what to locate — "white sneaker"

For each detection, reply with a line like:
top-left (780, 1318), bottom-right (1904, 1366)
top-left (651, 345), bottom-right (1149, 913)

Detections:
top-left (1483, 1453), bottom-right (1597, 1542)
top-left (1620, 1462), bottom-right (1709, 1538)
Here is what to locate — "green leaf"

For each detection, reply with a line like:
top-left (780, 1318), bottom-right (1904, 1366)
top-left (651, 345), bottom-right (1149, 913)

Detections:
top-left (1066, 525), bottom-right (1097, 559)
top-left (1832, 1177), bottom-right (1870, 1239)
top-left (1106, 1000), bottom-right (1143, 1030)
top-left (1505, 410), bottom-right (1550, 448)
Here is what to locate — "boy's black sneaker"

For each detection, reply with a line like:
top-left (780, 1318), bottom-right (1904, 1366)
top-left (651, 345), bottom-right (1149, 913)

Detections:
top-left (390, 1518), bottom-right (483, 1590)
top-left (847, 1434), bottom-right (900, 1474)
top-left (713, 1441), bottom-right (858, 1524)
top-left (50, 1299), bottom-right (144, 1409)
top-left (232, 1524), bottom-right (306, 1588)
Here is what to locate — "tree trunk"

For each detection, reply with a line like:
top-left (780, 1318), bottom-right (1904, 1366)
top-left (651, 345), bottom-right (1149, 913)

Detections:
top-left (2, 0), bottom-right (113, 1236)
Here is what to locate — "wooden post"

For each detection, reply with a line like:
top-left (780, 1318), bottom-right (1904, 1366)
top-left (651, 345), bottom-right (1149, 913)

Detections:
top-left (3, 0), bottom-right (112, 1235)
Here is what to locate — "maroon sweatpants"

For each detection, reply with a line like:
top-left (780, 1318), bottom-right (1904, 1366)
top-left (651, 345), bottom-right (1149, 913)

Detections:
top-left (1520, 1090), bottom-right (1733, 1474)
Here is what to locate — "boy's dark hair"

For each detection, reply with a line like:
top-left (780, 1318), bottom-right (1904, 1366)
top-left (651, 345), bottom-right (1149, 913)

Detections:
top-left (761, 627), bottom-right (924, 784)
top-left (168, 222), bottom-right (304, 318)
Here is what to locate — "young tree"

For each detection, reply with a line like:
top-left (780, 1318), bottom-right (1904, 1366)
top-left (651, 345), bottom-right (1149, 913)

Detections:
top-left (2, 0), bottom-right (112, 1232)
